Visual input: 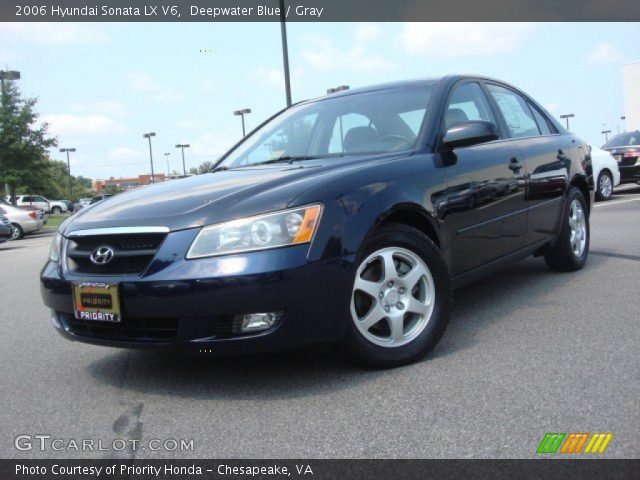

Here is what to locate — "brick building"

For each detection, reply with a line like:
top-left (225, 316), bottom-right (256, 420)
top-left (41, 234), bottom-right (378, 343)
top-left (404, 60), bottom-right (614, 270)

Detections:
top-left (92, 174), bottom-right (167, 193)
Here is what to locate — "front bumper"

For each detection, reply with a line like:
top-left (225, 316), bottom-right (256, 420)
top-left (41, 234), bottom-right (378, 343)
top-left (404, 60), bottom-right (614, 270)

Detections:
top-left (41, 233), bottom-right (355, 354)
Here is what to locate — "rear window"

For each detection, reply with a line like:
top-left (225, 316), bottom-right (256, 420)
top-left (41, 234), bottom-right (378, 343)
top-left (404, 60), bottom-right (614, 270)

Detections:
top-left (604, 132), bottom-right (640, 148)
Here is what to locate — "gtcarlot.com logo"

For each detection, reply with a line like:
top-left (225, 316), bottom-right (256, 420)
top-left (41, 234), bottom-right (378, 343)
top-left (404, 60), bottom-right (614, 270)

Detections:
top-left (14, 435), bottom-right (194, 452)
top-left (537, 432), bottom-right (613, 454)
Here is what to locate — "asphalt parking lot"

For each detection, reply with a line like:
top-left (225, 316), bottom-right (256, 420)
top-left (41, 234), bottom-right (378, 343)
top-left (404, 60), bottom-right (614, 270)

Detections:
top-left (1, 186), bottom-right (639, 459)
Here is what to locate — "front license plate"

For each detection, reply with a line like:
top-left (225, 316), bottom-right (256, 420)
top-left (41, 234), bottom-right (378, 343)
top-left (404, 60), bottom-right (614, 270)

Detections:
top-left (72, 283), bottom-right (121, 322)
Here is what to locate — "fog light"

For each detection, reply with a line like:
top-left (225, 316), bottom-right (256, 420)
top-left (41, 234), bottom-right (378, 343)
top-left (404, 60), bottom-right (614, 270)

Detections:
top-left (236, 312), bottom-right (283, 333)
top-left (50, 310), bottom-right (61, 329)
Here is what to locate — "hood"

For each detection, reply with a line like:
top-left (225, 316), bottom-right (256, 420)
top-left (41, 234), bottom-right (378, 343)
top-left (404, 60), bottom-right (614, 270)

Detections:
top-left (63, 154), bottom-right (406, 234)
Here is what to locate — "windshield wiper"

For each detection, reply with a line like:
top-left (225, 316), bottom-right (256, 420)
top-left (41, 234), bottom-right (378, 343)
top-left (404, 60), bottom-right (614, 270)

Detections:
top-left (259, 155), bottom-right (322, 165)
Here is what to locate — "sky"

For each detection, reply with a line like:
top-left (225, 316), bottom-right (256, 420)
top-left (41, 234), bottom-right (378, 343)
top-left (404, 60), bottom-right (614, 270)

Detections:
top-left (0, 22), bottom-right (637, 180)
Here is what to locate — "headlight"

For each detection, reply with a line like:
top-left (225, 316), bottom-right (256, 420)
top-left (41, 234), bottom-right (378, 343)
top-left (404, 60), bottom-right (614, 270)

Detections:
top-left (187, 204), bottom-right (322, 259)
top-left (49, 232), bottom-right (63, 262)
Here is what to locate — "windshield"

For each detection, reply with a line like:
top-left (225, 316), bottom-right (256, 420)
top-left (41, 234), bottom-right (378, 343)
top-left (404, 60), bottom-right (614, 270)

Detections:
top-left (604, 132), bottom-right (640, 148)
top-left (218, 85), bottom-right (434, 169)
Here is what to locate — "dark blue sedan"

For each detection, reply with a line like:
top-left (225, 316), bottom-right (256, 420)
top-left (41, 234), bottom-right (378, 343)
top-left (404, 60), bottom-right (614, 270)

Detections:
top-left (41, 75), bottom-right (593, 367)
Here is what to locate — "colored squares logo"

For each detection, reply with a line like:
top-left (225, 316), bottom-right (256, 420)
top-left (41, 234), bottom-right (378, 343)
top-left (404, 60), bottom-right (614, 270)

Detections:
top-left (537, 433), bottom-right (613, 454)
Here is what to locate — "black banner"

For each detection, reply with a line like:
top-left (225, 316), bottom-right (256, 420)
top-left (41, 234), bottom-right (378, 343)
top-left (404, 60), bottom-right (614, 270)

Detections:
top-left (1, 459), bottom-right (640, 480)
top-left (1, 0), bottom-right (640, 22)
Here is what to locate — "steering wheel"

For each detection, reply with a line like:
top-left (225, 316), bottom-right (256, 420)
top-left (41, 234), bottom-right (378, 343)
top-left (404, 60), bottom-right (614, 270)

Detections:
top-left (378, 134), bottom-right (413, 150)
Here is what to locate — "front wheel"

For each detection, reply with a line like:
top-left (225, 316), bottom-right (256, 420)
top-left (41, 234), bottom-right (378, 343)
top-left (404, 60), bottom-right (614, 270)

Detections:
top-left (596, 171), bottom-right (613, 201)
top-left (544, 187), bottom-right (589, 272)
top-left (51, 206), bottom-right (62, 214)
top-left (344, 223), bottom-right (452, 368)
top-left (10, 223), bottom-right (24, 240)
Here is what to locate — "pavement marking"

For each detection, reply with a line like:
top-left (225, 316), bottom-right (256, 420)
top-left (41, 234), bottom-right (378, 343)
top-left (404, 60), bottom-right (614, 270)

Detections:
top-left (595, 196), bottom-right (640, 208)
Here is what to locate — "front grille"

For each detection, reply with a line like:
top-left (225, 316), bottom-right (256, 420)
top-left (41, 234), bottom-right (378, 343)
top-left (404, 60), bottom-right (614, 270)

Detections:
top-left (66, 232), bottom-right (166, 275)
top-left (64, 314), bottom-right (178, 343)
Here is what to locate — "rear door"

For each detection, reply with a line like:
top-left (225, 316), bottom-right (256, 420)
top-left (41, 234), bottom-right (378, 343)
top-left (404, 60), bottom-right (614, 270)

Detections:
top-left (485, 84), bottom-right (567, 246)
top-left (439, 81), bottom-right (528, 275)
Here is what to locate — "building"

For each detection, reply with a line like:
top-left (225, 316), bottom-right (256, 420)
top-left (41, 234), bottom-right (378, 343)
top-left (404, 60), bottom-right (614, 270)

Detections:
top-left (92, 174), bottom-right (166, 193)
top-left (622, 61), bottom-right (640, 131)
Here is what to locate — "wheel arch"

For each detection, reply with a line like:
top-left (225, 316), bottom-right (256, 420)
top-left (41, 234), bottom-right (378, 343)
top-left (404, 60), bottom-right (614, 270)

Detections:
top-left (371, 203), bottom-right (442, 249)
top-left (570, 174), bottom-right (591, 214)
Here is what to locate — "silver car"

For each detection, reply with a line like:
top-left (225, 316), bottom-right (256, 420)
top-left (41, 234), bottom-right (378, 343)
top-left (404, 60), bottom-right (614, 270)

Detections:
top-left (0, 201), bottom-right (44, 240)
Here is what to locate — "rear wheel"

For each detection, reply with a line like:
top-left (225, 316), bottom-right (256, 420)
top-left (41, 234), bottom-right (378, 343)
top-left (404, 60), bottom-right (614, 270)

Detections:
top-left (51, 206), bottom-right (62, 214)
top-left (596, 171), bottom-right (613, 201)
top-left (345, 223), bottom-right (452, 368)
top-left (10, 223), bottom-right (24, 240)
top-left (544, 187), bottom-right (589, 272)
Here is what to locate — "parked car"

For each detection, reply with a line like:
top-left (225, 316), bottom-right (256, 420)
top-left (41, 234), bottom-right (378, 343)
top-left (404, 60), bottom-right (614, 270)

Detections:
top-left (73, 198), bottom-right (92, 212)
top-left (89, 194), bottom-right (114, 205)
top-left (62, 200), bottom-right (74, 213)
top-left (602, 131), bottom-right (640, 184)
top-left (41, 75), bottom-right (593, 367)
top-left (49, 200), bottom-right (70, 214)
top-left (8, 195), bottom-right (50, 213)
top-left (0, 201), bottom-right (44, 240)
top-left (589, 146), bottom-right (620, 201)
top-left (0, 214), bottom-right (11, 243)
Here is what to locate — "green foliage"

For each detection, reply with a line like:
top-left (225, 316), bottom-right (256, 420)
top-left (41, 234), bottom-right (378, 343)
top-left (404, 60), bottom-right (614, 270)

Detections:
top-left (0, 78), bottom-right (93, 202)
top-left (103, 184), bottom-right (125, 195)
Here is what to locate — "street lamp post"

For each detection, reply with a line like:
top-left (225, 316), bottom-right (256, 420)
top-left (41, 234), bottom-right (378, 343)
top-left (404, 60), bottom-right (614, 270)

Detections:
top-left (59, 148), bottom-right (76, 199)
top-left (175, 144), bottom-right (190, 176)
top-left (560, 113), bottom-right (575, 130)
top-left (601, 129), bottom-right (612, 142)
top-left (279, 0), bottom-right (292, 107)
top-left (143, 132), bottom-right (156, 183)
top-left (233, 108), bottom-right (251, 136)
top-left (164, 152), bottom-right (171, 178)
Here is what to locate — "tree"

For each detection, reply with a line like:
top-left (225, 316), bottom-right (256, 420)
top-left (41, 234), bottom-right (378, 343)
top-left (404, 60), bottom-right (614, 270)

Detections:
top-left (0, 77), bottom-right (57, 204)
top-left (196, 161), bottom-right (214, 174)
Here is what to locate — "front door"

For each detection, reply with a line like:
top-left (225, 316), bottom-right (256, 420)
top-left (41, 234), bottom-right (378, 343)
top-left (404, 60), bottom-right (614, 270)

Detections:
top-left (437, 81), bottom-right (528, 276)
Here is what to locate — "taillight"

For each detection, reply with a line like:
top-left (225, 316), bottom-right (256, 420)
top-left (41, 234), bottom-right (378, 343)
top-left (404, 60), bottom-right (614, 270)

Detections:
top-left (624, 151), bottom-right (638, 158)
top-left (28, 211), bottom-right (37, 219)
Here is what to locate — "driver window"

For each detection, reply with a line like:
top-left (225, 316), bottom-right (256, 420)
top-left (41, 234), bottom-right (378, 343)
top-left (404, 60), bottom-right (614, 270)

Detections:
top-left (328, 113), bottom-right (375, 154)
top-left (445, 82), bottom-right (496, 131)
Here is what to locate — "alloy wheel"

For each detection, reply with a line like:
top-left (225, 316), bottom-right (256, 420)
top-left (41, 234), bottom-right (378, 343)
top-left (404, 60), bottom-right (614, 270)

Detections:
top-left (568, 199), bottom-right (587, 257)
top-left (350, 247), bottom-right (435, 348)
top-left (599, 174), bottom-right (612, 199)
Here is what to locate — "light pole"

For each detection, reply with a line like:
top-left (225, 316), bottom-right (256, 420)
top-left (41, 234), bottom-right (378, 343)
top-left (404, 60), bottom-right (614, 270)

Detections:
top-left (601, 129), bottom-right (612, 142)
top-left (234, 108), bottom-right (251, 136)
top-left (279, 0), bottom-right (292, 107)
top-left (621, 116), bottom-right (626, 132)
top-left (164, 152), bottom-right (171, 177)
top-left (560, 113), bottom-right (575, 130)
top-left (59, 148), bottom-right (76, 200)
top-left (143, 132), bottom-right (156, 183)
top-left (175, 144), bottom-right (190, 176)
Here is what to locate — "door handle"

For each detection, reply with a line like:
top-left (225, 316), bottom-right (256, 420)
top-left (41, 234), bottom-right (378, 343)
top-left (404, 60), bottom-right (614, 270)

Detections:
top-left (508, 157), bottom-right (523, 172)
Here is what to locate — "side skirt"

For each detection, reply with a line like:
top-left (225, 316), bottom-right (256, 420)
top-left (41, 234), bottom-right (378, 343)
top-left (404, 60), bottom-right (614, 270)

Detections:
top-left (451, 238), bottom-right (552, 290)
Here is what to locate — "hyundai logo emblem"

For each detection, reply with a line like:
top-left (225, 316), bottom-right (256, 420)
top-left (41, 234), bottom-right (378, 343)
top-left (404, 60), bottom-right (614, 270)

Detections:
top-left (90, 246), bottom-right (115, 265)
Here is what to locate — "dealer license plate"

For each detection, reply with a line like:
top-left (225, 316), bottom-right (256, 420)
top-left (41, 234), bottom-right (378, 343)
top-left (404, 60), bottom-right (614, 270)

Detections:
top-left (72, 283), bottom-right (121, 322)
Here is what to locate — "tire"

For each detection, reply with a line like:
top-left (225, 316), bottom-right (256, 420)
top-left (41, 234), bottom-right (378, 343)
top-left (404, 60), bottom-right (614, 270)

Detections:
top-left (596, 170), bottom-right (613, 201)
top-left (544, 187), bottom-right (589, 272)
top-left (344, 223), bottom-right (452, 368)
top-left (51, 206), bottom-right (62, 214)
top-left (10, 223), bottom-right (24, 240)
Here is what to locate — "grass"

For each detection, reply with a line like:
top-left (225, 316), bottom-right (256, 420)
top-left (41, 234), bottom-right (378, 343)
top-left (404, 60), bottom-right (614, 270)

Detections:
top-left (46, 214), bottom-right (70, 229)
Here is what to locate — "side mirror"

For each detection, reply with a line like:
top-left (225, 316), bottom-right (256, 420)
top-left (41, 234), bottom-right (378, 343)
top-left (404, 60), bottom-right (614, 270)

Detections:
top-left (442, 121), bottom-right (499, 149)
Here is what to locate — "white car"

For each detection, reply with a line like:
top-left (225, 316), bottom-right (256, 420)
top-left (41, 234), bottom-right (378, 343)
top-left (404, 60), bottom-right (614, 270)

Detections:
top-left (0, 202), bottom-right (44, 240)
top-left (9, 195), bottom-right (50, 212)
top-left (590, 146), bottom-right (620, 201)
top-left (48, 200), bottom-right (69, 214)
